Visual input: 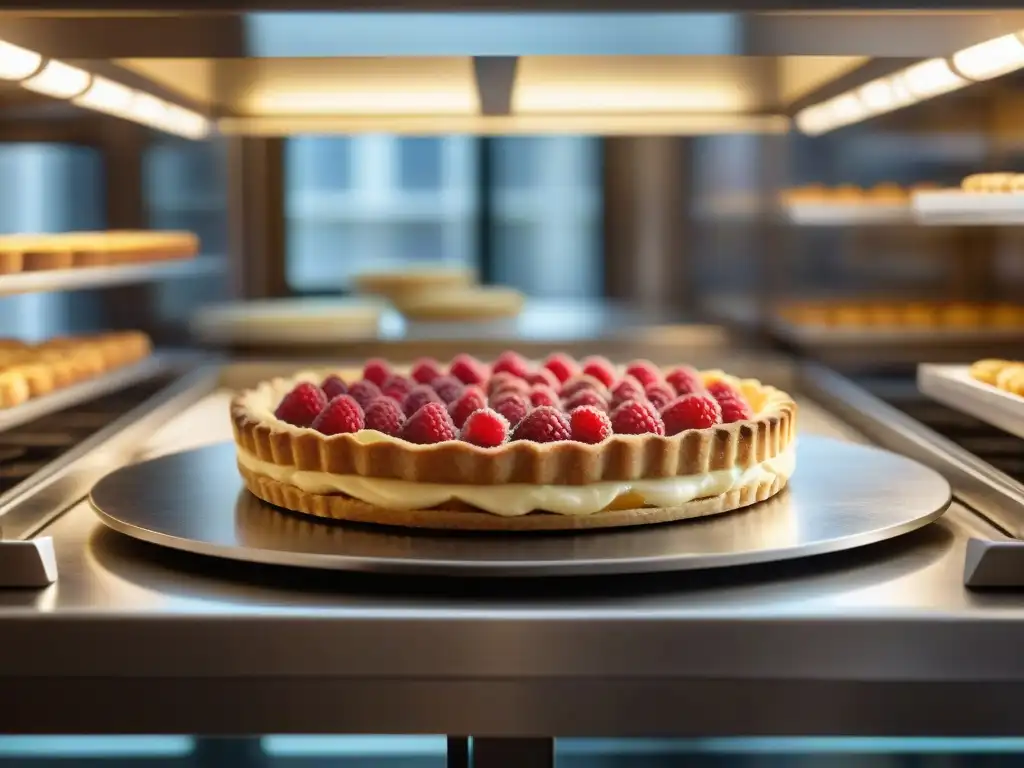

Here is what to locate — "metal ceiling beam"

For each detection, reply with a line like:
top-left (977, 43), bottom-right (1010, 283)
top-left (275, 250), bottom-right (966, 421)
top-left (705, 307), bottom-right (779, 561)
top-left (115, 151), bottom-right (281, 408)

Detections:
top-left (2, 0), bottom-right (1024, 10)
top-left (2, 12), bottom-right (1024, 58)
top-left (473, 56), bottom-right (517, 115)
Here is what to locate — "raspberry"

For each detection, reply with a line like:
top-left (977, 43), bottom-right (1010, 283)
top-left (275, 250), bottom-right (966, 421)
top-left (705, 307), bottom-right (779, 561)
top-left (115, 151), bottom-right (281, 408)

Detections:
top-left (274, 382), bottom-right (328, 428)
top-left (560, 374), bottom-right (607, 400)
top-left (362, 358), bottom-right (391, 387)
top-left (320, 374), bottom-right (347, 400)
top-left (430, 375), bottom-right (465, 404)
top-left (512, 405), bottom-right (571, 443)
top-left (645, 382), bottom-right (676, 412)
top-left (381, 374), bottom-right (414, 402)
top-left (611, 399), bottom-right (665, 436)
top-left (718, 395), bottom-right (753, 424)
top-left (400, 401), bottom-right (456, 444)
top-left (580, 356), bottom-right (616, 388)
top-left (707, 379), bottom-right (742, 402)
top-left (364, 397), bottom-right (406, 436)
top-left (666, 365), bottom-right (705, 396)
top-left (449, 353), bottom-right (487, 385)
top-left (529, 384), bottom-right (560, 408)
top-left (624, 359), bottom-right (662, 388)
top-left (542, 353), bottom-right (578, 384)
top-left (569, 405), bottom-right (612, 444)
top-left (448, 386), bottom-right (488, 428)
top-left (563, 388), bottom-right (609, 413)
top-left (491, 350), bottom-right (530, 379)
top-left (348, 379), bottom-right (382, 410)
top-left (488, 373), bottom-right (530, 398)
top-left (661, 394), bottom-right (722, 435)
top-left (460, 408), bottom-right (510, 448)
top-left (311, 394), bottom-right (365, 435)
top-left (527, 368), bottom-right (561, 390)
top-left (610, 375), bottom-right (646, 408)
top-left (410, 357), bottom-right (443, 385)
top-left (491, 392), bottom-right (530, 427)
top-left (402, 384), bottom-right (443, 417)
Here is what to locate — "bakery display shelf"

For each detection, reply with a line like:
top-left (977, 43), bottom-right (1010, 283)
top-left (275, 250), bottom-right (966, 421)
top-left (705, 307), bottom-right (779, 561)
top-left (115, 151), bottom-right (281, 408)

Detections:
top-left (4, 359), bottom-right (1024, 735)
top-left (0, 355), bottom-right (168, 434)
top-left (912, 189), bottom-right (1024, 226)
top-left (0, 257), bottom-right (222, 297)
top-left (918, 364), bottom-right (1024, 442)
top-left (783, 201), bottom-right (911, 226)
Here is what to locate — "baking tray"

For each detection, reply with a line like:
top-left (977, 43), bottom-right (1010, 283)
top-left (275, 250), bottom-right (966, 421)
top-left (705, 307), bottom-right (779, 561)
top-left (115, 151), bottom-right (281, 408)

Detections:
top-left (918, 364), bottom-right (1024, 441)
top-left (0, 355), bottom-right (169, 433)
top-left (783, 201), bottom-right (911, 226)
top-left (913, 190), bottom-right (1024, 226)
top-left (0, 258), bottom-right (220, 297)
top-left (770, 316), bottom-right (1024, 364)
top-left (89, 436), bottom-right (951, 578)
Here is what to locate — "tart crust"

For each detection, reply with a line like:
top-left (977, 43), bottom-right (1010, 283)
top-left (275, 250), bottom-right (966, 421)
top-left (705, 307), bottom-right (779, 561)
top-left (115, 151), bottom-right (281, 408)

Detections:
top-left (238, 464), bottom-right (787, 532)
top-left (231, 370), bottom-right (797, 486)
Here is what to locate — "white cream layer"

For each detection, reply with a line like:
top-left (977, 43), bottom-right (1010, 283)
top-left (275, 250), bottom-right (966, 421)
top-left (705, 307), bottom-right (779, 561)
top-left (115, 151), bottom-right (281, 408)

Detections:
top-left (237, 444), bottom-right (796, 517)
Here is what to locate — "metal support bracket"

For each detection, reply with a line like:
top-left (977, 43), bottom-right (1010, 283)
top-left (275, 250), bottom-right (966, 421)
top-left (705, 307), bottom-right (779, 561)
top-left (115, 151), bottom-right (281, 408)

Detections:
top-left (964, 537), bottom-right (1024, 588)
top-left (0, 530), bottom-right (57, 588)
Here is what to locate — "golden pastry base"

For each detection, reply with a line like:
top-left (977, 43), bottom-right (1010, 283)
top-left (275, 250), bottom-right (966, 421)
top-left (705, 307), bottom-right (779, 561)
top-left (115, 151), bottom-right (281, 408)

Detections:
top-left (238, 464), bottom-right (786, 532)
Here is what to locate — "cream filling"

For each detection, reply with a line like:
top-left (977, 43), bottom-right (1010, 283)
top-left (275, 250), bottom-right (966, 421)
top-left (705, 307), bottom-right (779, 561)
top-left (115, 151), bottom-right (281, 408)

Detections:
top-left (237, 444), bottom-right (796, 517)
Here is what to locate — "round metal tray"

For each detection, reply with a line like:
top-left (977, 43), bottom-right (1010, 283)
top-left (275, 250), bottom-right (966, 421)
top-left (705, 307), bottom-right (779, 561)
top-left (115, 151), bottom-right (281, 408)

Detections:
top-left (89, 436), bottom-right (951, 578)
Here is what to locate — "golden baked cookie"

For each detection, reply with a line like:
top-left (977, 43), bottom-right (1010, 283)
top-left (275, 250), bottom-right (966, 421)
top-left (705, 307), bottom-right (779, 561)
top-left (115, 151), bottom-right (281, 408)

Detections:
top-left (0, 369), bottom-right (30, 409)
top-left (969, 359), bottom-right (1013, 386)
top-left (995, 363), bottom-right (1024, 396)
top-left (867, 183), bottom-right (907, 203)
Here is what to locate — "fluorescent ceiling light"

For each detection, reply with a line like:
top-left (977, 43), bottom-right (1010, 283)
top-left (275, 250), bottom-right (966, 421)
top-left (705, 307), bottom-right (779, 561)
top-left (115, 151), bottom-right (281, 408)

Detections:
top-left (794, 104), bottom-right (834, 136)
top-left (248, 89), bottom-right (477, 115)
top-left (901, 58), bottom-right (966, 99)
top-left (72, 75), bottom-right (134, 116)
top-left (20, 59), bottom-right (89, 99)
top-left (829, 93), bottom-right (867, 125)
top-left (0, 39), bottom-right (42, 81)
top-left (164, 105), bottom-right (210, 139)
top-left (857, 76), bottom-right (914, 115)
top-left (952, 33), bottom-right (1024, 81)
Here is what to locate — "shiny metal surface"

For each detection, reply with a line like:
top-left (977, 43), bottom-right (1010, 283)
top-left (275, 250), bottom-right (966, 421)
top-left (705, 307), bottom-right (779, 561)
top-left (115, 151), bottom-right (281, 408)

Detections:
top-left (89, 437), bottom-right (951, 577)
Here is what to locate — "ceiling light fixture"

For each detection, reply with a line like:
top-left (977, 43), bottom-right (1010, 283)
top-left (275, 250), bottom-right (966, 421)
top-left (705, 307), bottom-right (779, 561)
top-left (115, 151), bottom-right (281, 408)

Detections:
top-left (0, 39), bottom-right (42, 81)
top-left (952, 32), bottom-right (1024, 81)
top-left (20, 59), bottom-right (90, 99)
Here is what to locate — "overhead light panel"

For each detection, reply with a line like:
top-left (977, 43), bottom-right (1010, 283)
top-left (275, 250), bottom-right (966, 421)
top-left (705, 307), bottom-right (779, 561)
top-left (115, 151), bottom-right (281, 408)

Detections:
top-left (856, 76), bottom-right (913, 115)
top-left (952, 32), bottom-right (1024, 81)
top-left (72, 75), bottom-right (134, 116)
top-left (901, 58), bottom-right (966, 99)
top-left (20, 59), bottom-right (90, 99)
top-left (0, 39), bottom-right (41, 81)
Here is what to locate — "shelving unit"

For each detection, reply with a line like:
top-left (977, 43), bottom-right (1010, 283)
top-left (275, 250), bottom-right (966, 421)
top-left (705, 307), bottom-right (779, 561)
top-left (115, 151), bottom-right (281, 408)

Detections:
top-left (0, 355), bottom-right (170, 433)
top-left (783, 201), bottom-right (912, 226)
top-left (0, 257), bottom-right (222, 298)
top-left (912, 190), bottom-right (1024, 226)
top-left (918, 364), bottom-right (1024, 441)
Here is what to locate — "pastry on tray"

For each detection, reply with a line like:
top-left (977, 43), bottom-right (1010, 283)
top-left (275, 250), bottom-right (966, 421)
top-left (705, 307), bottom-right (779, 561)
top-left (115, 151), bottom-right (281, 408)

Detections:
top-left (395, 286), bottom-right (526, 322)
top-left (231, 352), bottom-right (798, 531)
top-left (352, 268), bottom-right (475, 304)
top-left (969, 359), bottom-right (1024, 397)
top-left (962, 173), bottom-right (1019, 194)
top-left (0, 331), bottom-right (151, 409)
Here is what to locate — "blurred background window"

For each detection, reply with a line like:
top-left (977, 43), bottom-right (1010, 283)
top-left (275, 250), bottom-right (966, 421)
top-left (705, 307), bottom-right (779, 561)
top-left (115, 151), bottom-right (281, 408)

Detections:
top-left (283, 135), bottom-right (603, 299)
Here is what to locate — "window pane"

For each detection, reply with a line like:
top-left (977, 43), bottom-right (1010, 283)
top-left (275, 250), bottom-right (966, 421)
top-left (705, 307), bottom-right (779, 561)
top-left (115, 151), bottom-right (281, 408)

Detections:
top-left (285, 135), bottom-right (477, 292)
top-left (490, 136), bottom-right (603, 299)
top-left (397, 137), bottom-right (444, 190)
top-left (0, 144), bottom-right (105, 342)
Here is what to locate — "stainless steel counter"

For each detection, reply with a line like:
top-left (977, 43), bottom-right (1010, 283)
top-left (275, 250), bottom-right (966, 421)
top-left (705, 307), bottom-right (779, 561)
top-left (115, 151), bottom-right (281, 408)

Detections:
top-left (2, 357), bottom-right (1024, 737)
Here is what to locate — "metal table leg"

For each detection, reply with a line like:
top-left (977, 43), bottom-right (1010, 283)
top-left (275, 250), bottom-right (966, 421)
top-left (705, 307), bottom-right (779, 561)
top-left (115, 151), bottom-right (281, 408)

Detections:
top-left (447, 736), bottom-right (470, 768)
top-left (193, 737), bottom-right (267, 767)
top-left (469, 737), bottom-right (554, 768)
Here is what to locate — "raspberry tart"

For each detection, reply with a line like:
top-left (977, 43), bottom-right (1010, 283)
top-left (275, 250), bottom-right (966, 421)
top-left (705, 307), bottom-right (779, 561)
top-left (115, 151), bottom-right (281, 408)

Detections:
top-left (230, 352), bottom-right (797, 531)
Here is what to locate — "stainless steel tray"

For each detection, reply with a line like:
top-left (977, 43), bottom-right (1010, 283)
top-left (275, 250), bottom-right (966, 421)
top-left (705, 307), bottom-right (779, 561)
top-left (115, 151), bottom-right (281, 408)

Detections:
top-left (89, 436), bottom-right (951, 578)
top-left (918, 364), bottom-right (1024, 441)
top-left (771, 317), bottom-right (1024, 364)
top-left (0, 355), bottom-right (170, 433)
